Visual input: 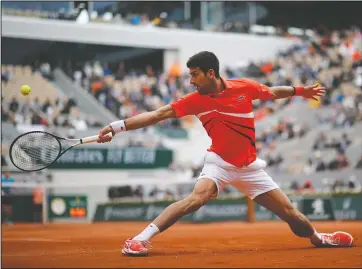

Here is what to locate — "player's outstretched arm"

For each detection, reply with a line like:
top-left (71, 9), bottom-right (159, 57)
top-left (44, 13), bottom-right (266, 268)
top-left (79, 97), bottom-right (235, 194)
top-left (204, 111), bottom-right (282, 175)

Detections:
top-left (270, 84), bottom-right (325, 100)
top-left (97, 104), bottom-right (176, 143)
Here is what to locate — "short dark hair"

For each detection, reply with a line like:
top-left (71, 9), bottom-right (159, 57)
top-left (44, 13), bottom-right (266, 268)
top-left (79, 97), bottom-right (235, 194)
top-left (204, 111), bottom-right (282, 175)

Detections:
top-left (186, 51), bottom-right (220, 78)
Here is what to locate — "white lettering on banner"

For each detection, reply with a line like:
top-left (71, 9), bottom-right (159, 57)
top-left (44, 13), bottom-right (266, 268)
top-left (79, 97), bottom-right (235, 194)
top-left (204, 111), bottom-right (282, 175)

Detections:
top-left (74, 150), bottom-right (87, 163)
top-left (57, 151), bottom-right (75, 163)
top-left (123, 149), bottom-right (156, 164)
top-left (145, 205), bottom-right (166, 220)
top-left (106, 149), bottom-right (123, 164)
top-left (255, 205), bottom-right (273, 220)
top-left (255, 211), bottom-right (273, 220)
top-left (75, 150), bottom-right (103, 164)
top-left (343, 198), bottom-right (352, 209)
top-left (104, 207), bottom-right (144, 220)
top-left (193, 204), bottom-right (247, 221)
top-left (311, 198), bottom-right (325, 215)
top-left (69, 199), bottom-right (87, 208)
top-left (334, 210), bottom-right (357, 220)
top-left (308, 198), bottom-right (331, 220)
top-left (57, 149), bottom-right (104, 164)
top-left (334, 198), bottom-right (357, 220)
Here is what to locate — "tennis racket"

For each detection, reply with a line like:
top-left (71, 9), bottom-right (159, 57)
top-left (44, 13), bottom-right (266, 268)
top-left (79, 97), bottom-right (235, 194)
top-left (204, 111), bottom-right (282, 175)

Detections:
top-left (9, 131), bottom-right (113, 172)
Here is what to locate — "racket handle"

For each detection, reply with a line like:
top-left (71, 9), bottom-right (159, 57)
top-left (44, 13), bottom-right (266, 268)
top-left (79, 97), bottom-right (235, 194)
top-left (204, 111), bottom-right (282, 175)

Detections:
top-left (81, 133), bottom-right (113, 144)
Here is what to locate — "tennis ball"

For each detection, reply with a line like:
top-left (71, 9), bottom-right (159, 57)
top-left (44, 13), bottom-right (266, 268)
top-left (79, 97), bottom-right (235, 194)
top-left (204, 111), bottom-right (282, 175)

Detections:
top-left (20, 84), bottom-right (31, 96)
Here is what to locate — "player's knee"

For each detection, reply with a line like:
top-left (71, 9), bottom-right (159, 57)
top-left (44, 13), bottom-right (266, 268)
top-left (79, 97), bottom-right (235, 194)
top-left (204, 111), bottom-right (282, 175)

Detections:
top-left (184, 192), bottom-right (211, 213)
top-left (183, 178), bottom-right (216, 213)
top-left (184, 196), bottom-right (204, 212)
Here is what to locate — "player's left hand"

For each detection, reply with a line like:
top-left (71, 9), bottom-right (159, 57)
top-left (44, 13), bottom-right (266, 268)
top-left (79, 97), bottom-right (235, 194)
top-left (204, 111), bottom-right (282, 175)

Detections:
top-left (97, 125), bottom-right (114, 143)
top-left (300, 84), bottom-right (326, 101)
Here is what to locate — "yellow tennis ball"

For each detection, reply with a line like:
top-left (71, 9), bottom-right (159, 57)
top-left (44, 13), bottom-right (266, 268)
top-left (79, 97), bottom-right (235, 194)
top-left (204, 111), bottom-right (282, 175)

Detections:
top-left (20, 85), bottom-right (31, 96)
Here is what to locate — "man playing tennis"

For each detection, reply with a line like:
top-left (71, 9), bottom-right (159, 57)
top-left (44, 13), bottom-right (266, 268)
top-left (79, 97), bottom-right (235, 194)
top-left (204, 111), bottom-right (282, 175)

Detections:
top-left (97, 51), bottom-right (354, 256)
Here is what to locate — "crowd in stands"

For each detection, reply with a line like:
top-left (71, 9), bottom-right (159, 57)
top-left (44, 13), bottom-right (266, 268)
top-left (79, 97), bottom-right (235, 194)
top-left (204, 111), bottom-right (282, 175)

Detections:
top-left (1, 95), bottom-right (102, 130)
top-left (301, 131), bottom-right (362, 173)
top-left (71, 61), bottom-right (188, 129)
top-left (1, 65), bottom-right (103, 131)
top-left (289, 174), bottom-right (361, 194)
top-left (242, 27), bottom-right (362, 171)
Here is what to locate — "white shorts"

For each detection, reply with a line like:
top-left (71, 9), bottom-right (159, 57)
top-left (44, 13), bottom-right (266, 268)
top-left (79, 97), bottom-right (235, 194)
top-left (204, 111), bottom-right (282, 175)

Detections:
top-left (197, 152), bottom-right (279, 199)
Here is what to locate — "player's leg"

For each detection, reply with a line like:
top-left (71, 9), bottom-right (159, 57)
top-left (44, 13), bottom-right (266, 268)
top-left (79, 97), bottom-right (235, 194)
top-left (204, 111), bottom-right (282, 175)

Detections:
top-left (253, 188), bottom-right (315, 237)
top-left (231, 159), bottom-right (353, 248)
top-left (121, 177), bottom-right (218, 256)
top-left (143, 177), bottom-right (217, 234)
top-left (253, 188), bottom-right (354, 247)
top-left (154, 177), bottom-right (217, 231)
top-left (122, 152), bottom-right (233, 256)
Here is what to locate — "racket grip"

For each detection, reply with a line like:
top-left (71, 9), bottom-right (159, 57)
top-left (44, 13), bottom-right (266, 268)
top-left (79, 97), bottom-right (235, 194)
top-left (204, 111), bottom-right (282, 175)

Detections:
top-left (81, 133), bottom-right (113, 144)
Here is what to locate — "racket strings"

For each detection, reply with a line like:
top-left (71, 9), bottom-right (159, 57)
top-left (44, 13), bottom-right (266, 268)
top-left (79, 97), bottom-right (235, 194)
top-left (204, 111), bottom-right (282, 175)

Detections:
top-left (11, 132), bottom-right (61, 171)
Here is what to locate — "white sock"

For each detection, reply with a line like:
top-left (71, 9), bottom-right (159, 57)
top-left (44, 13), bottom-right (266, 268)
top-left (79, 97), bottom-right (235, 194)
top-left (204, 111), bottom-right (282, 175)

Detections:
top-left (133, 223), bottom-right (160, 241)
top-left (309, 229), bottom-right (322, 242)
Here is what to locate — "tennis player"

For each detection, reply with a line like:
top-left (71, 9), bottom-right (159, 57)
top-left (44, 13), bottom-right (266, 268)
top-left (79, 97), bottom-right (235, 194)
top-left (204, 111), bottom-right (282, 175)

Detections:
top-left (97, 51), bottom-right (354, 256)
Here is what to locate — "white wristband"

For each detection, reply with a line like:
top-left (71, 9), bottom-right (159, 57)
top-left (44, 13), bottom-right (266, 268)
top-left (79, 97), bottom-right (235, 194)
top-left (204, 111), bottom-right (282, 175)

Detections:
top-left (110, 120), bottom-right (127, 134)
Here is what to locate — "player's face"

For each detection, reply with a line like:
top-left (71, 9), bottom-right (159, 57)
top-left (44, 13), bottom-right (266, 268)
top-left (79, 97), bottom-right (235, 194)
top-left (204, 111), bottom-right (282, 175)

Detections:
top-left (189, 67), bottom-right (215, 95)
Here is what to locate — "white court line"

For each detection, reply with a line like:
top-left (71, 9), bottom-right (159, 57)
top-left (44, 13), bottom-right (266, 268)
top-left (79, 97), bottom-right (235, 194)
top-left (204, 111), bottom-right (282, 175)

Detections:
top-left (2, 238), bottom-right (71, 243)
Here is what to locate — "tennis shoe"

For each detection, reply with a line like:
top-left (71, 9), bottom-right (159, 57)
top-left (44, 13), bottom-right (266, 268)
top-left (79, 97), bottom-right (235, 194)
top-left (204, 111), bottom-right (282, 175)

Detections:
top-left (310, 231), bottom-right (354, 247)
top-left (121, 237), bottom-right (152, 256)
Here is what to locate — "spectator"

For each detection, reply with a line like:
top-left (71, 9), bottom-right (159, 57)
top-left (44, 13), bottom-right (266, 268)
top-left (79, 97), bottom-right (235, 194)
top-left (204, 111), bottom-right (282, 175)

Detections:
top-left (347, 175), bottom-right (361, 192)
top-left (1, 68), bottom-right (11, 85)
top-left (41, 98), bottom-right (52, 114)
top-left (332, 178), bottom-right (345, 192)
top-left (290, 180), bottom-right (300, 192)
top-left (301, 180), bottom-right (315, 193)
top-left (73, 69), bottom-right (83, 86)
top-left (1, 155), bottom-right (8, 167)
top-left (9, 97), bottom-right (19, 113)
top-left (313, 132), bottom-right (328, 150)
top-left (133, 185), bottom-right (144, 200)
top-left (149, 185), bottom-right (161, 197)
top-left (328, 152), bottom-right (350, 170)
top-left (1, 106), bottom-right (10, 122)
top-left (103, 63), bottom-right (112, 76)
top-left (1, 171), bottom-right (15, 203)
top-left (40, 62), bottom-right (52, 80)
top-left (1, 170), bottom-right (14, 225)
top-left (340, 133), bottom-right (352, 151)
top-left (60, 97), bottom-right (77, 114)
top-left (315, 155), bottom-right (327, 172)
top-left (303, 158), bottom-right (315, 174)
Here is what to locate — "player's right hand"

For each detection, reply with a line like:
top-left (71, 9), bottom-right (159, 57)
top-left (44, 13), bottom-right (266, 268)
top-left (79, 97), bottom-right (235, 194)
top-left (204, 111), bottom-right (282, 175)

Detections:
top-left (97, 125), bottom-right (114, 143)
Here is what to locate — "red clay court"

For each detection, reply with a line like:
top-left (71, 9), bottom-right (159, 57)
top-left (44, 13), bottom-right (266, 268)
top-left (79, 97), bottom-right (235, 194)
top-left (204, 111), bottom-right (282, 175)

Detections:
top-left (2, 221), bottom-right (362, 268)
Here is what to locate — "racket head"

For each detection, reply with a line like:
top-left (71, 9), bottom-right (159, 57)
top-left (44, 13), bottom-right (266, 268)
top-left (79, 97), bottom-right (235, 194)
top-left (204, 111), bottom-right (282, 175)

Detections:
top-left (9, 131), bottom-right (62, 172)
